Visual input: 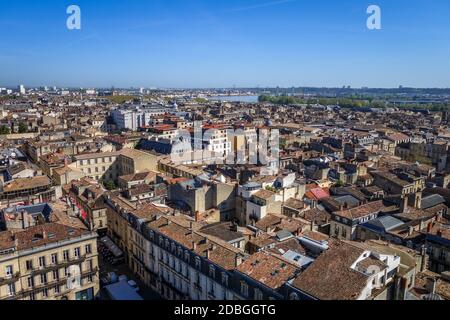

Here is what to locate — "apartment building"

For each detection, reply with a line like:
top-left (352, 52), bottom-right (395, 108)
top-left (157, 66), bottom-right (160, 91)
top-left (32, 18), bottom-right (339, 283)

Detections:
top-left (194, 125), bottom-right (232, 157)
top-left (330, 200), bottom-right (386, 240)
top-left (66, 180), bottom-right (108, 234)
top-left (0, 223), bottom-right (99, 300)
top-left (70, 151), bottom-right (121, 182)
top-left (111, 107), bottom-right (170, 131)
top-left (290, 241), bottom-right (401, 300)
top-left (69, 148), bottom-right (158, 182)
top-left (426, 223), bottom-right (450, 274)
top-left (0, 176), bottom-right (60, 206)
top-left (246, 189), bottom-right (283, 225)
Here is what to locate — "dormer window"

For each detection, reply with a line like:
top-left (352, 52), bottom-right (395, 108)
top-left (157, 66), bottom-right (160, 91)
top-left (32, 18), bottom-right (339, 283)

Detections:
top-left (195, 257), bottom-right (201, 270)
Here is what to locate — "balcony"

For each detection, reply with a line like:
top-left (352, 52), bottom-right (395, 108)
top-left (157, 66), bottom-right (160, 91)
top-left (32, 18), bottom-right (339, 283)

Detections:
top-left (30, 255), bottom-right (88, 275)
top-left (0, 272), bottom-right (20, 285)
top-left (0, 267), bottom-right (98, 300)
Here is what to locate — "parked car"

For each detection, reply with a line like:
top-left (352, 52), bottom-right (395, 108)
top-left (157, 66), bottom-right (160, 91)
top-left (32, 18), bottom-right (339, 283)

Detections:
top-left (127, 280), bottom-right (139, 292)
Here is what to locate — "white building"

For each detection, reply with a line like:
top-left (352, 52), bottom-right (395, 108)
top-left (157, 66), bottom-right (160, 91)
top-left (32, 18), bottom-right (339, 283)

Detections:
top-left (18, 85), bottom-right (26, 95)
top-left (111, 107), bottom-right (170, 131)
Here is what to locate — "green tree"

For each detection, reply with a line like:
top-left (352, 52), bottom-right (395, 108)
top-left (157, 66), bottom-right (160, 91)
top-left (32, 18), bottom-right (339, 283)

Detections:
top-left (335, 180), bottom-right (345, 187)
top-left (0, 125), bottom-right (11, 135)
top-left (103, 180), bottom-right (117, 191)
top-left (18, 122), bottom-right (28, 133)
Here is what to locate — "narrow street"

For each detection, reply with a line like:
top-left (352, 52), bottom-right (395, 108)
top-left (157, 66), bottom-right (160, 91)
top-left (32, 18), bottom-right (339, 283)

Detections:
top-left (98, 249), bottom-right (162, 300)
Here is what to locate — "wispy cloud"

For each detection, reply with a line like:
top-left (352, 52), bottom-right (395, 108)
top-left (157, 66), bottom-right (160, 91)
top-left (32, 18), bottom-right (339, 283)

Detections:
top-left (224, 0), bottom-right (297, 13)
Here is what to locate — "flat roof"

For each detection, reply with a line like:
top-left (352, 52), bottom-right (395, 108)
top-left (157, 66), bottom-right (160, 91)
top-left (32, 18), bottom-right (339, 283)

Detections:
top-left (105, 280), bottom-right (143, 300)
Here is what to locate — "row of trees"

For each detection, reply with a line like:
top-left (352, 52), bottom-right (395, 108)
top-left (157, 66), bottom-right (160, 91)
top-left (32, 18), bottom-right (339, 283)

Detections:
top-left (0, 123), bottom-right (29, 135)
top-left (258, 95), bottom-right (450, 111)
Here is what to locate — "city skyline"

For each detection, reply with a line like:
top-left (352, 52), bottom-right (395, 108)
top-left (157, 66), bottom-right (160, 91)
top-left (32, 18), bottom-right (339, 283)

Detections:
top-left (1, 0), bottom-right (450, 88)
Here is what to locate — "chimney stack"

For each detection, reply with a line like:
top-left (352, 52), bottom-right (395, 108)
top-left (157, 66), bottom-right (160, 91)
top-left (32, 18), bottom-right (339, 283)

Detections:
top-left (235, 254), bottom-right (243, 267)
top-left (400, 196), bottom-right (408, 213)
top-left (195, 211), bottom-right (201, 222)
top-left (426, 277), bottom-right (437, 294)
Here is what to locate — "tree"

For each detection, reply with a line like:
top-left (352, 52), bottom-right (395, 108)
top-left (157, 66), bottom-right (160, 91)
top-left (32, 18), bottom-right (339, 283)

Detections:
top-left (335, 180), bottom-right (345, 187)
top-left (103, 180), bottom-right (117, 191)
top-left (0, 125), bottom-right (11, 135)
top-left (18, 122), bottom-right (28, 133)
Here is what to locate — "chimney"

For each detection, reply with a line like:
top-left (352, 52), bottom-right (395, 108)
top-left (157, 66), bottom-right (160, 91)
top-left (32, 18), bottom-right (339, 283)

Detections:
top-left (408, 226), bottom-right (414, 236)
top-left (195, 211), bottom-right (201, 222)
top-left (235, 254), bottom-right (243, 267)
top-left (43, 230), bottom-right (48, 239)
top-left (192, 241), bottom-right (197, 251)
top-left (310, 219), bottom-right (315, 231)
top-left (400, 196), bottom-right (408, 213)
top-left (420, 220), bottom-right (426, 231)
top-left (420, 245), bottom-right (428, 272)
top-left (427, 222), bottom-right (433, 233)
top-left (426, 277), bottom-right (437, 294)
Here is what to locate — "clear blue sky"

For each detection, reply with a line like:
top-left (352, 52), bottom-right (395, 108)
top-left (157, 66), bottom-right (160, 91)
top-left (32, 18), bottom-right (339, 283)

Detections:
top-left (1, 0), bottom-right (449, 88)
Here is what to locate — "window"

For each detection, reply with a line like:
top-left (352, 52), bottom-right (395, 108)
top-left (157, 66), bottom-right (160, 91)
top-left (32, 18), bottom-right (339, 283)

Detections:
top-left (74, 247), bottom-right (81, 258)
top-left (29, 293), bottom-right (35, 300)
top-left (52, 270), bottom-right (59, 280)
top-left (87, 259), bottom-right (94, 271)
top-left (54, 285), bottom-right (61, 294)
top-left (51, 253), bottom-right (58, 265)
top-left (39, 256), bottom-right (46, 268)
top-left (40, 273), bottom-right (47, 284)
top-left (63, 250), bottom-right (70, 261)
top-left (27, 277), bottom-right (34, 288)
top-left (42, 288), bottom-right (49, 298)
top-left (64, 267), bottom-right (69, 277)
top-left (195, 257), bottom-right (201, 270)
top-left (5, 265), bottom-right (13, 277)
top-left (7, 283), bottom-right (15, 296)
top-left (87, 275), bottom-right (94, 283)
top-left (254, 288), bottom-right (263, 300)
top-left (240, 281), bottom-right (249, 297)
top-left (289, 293), bottom-right (300, 300)
top-left (209, 265), bottom-right (215, 278)
top-left (222, 273), bottom-right (229, 287)
top-left (26, 260), bottom-right (33, 271)
top-left (85, 244), bottom-right (92, 255)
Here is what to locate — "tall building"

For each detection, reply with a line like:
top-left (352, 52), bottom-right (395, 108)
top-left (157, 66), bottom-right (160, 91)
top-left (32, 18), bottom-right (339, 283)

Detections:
top-left (18, 85), bottom-right (26, 95)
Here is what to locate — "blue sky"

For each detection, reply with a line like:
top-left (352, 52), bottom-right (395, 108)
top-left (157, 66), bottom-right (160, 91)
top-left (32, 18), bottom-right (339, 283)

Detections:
top-left (0, 0), bottom-right (449, 88)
